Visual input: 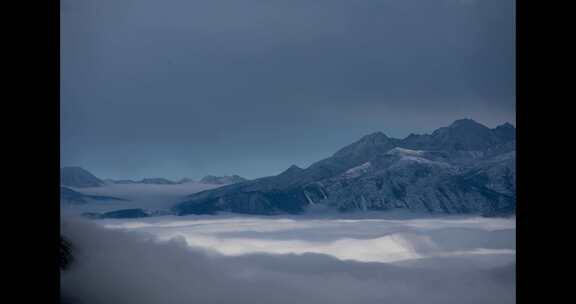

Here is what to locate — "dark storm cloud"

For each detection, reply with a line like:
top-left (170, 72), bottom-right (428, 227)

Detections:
top-left (60, 0), bottom-right (515, 180)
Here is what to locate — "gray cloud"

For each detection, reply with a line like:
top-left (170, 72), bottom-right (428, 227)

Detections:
top-left (61, 217), bottom-right (515, 304)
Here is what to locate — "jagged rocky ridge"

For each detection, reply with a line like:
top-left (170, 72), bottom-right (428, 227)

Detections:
top-left (174, 119), bottom-right (516, 216)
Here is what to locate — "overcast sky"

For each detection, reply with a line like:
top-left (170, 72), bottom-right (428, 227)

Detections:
top-left (60, 0), bottom-right (515, 180)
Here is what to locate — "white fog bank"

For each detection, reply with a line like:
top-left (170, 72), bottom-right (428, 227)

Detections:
top-left (61, 215), bottom-right (515, 304)
top-left (100, 214), bottom-right (515, 264)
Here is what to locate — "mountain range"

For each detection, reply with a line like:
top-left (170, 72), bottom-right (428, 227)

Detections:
top-left (173, 119), bottom-right (516, 217)
top-left (60, 167), bottom-right (247, 187)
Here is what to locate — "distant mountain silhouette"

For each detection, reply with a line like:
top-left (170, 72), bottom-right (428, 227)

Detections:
top-left (60, 167), bottom-right (104, 188)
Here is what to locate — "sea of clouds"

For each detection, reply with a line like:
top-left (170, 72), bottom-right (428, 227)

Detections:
top-left (61, 182), bottom-right (222, 215)
top-left (61, 213), bottom-right (515, 304)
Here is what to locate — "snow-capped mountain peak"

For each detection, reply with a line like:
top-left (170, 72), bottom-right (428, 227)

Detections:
top-left (174, 119), bottom-right (516, 217)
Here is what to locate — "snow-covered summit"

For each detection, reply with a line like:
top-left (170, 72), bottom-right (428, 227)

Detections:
top-left (175, 119), bottom-right (516, 217)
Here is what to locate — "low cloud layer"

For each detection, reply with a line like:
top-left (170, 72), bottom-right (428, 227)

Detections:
top-left (61, 183), bottom-right (222, 215)
top-left (61, 215), bottom-right (515, 304)
top-left (100, 214), bottom-right (515, 263)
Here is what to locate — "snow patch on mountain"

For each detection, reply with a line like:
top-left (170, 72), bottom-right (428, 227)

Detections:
top-left (343, 162), bottom-right (372, 178)
top-left (386, 147), bottom-right (426, 157)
